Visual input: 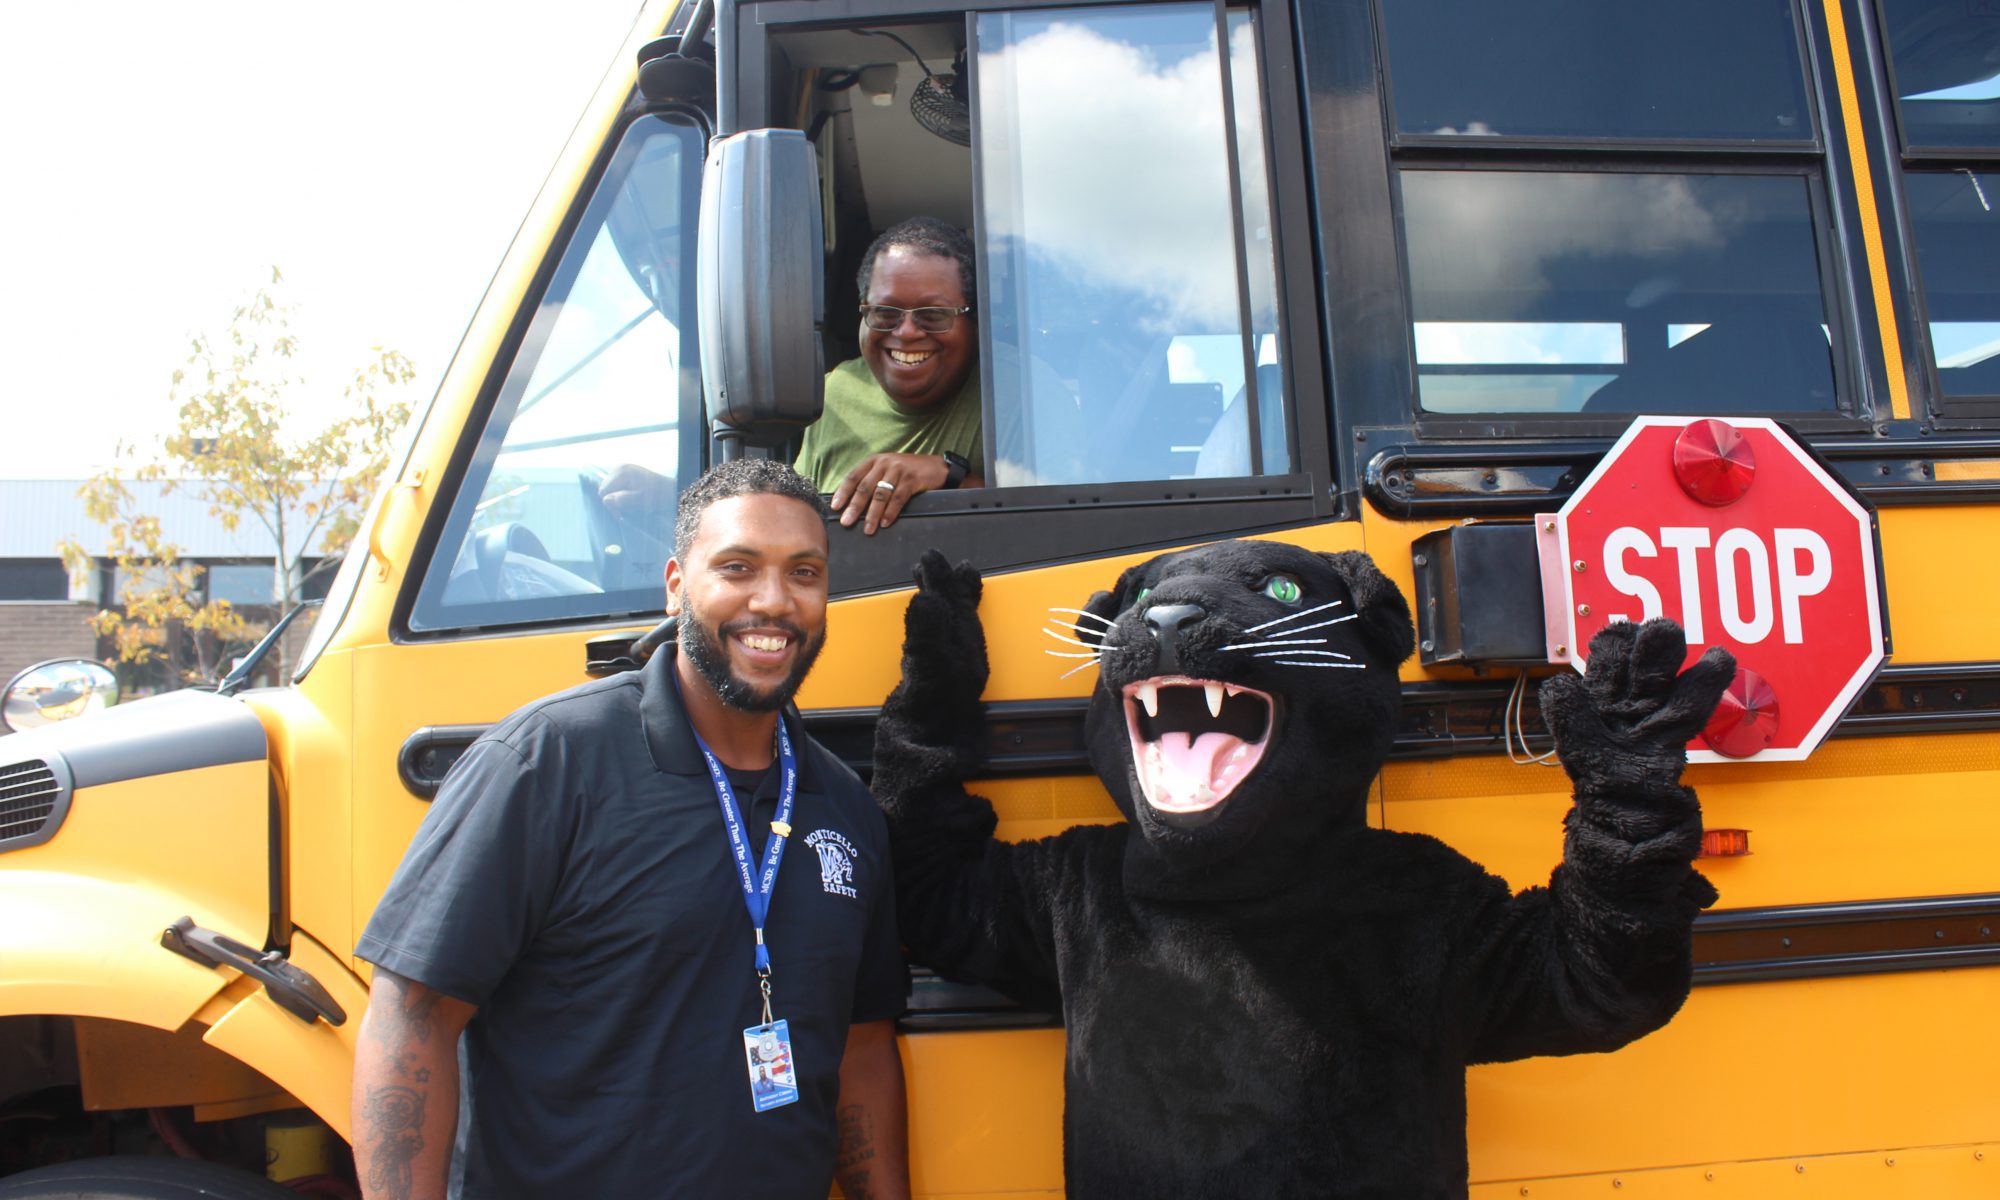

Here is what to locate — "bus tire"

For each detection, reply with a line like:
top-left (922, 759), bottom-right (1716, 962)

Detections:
top-left (0, 1157), bottom-right (300, 1199)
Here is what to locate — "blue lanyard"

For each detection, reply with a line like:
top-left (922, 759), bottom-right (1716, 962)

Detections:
top-left (682, 696), bottom-right (799, 980)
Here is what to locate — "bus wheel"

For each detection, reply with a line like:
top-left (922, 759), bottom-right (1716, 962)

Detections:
top-left (0, 1157), bottom-right (302, 1199)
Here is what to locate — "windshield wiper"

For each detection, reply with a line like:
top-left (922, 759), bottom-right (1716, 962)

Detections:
top-left (217, 599), bottom-right (323, 696)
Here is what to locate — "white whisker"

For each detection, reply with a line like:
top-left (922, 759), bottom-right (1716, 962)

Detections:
top-left (1251, 649), bottom-right (1351, 659)
top-left (1049, 606), bottom-right (1117, 628)
top-left (1220, 637), bottom-right (1328, 651)
top-left (1043, 649), bottom-right (1102, 659)
top-left (1259, 613), bottom-right (1358, 637)
top-left (1245, 599), bottom-right (1344, 632)
top-left (1272, 660), bottom-right (1367, 669)
top-left (1058, 658), bottom-right (1102, 680)
top-left (1042, 627), bottom-right (1104, 651)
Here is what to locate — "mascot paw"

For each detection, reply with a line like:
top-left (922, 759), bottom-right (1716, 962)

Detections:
top-left (1541, 618), bottom-right (1735, 787)
top-left (886, 549), bottom-right (990, 738)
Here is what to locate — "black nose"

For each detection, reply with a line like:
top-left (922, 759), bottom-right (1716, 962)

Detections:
top-left (1144, 603), bottom-right (1205, 674)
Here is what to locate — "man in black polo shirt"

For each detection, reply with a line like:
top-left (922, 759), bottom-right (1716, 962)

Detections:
top-left (351, 460), bottom-right (909, 1199)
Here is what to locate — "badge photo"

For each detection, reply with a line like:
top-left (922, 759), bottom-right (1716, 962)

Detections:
top-left (743, 1019), bottom-right (800, 1112)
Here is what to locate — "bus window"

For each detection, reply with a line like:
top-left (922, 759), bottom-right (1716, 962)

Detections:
top-left (1379, 0), bottom-right (1813, 143)
top-left (974, 3), bottom-right (1288, 485)
top-left (1881, 0), bottom-right (2000, 410)
top-left (1882, 0), bottom-right (2000, 151)
top-left (1378, 0), bottom-right (1843, 420)
top-left (408, 113), bottom-right (703, 633)
top-left (1402, 170), bottom-right (1835, 415)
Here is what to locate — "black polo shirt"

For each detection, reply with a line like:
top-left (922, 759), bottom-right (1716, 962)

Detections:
top-left (357, 644), bottom-right (905, 1199)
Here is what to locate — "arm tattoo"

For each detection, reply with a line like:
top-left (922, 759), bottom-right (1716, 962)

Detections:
top-left (834, 1102), bottom-right (877, 1198)
top-left (402, 985), bottom-right (442, 1043)
top-left (363, 1083), bottom-right (426, 1197)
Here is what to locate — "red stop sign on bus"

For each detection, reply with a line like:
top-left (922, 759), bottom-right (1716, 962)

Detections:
top-left (1549, 417), bottom-right (1888, 763)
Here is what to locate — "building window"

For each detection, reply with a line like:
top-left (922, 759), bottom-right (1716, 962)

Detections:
top-left (0, 560), bottom-right (70, 602)
top-left (206, 563), bottom-right (276, 606)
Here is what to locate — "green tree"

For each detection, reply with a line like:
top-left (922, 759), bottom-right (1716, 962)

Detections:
top-left (59, 270), bottom-right (415, 689)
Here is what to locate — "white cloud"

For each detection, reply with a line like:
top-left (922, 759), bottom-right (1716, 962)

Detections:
top-left (1401, 171), bottom-right (1746, 309)
top-left (978, 16), bottom-right (1275, 333)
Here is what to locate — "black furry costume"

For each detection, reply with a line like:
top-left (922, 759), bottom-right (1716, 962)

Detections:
top-left (874, 542), bottom-right (1734, 1199)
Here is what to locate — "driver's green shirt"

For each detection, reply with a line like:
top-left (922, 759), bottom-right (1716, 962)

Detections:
top-left (794, 358), bottom-right (983, 492)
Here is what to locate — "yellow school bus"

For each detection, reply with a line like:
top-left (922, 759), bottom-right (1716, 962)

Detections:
top-left (3, 0), bottom-right (1998, 1194)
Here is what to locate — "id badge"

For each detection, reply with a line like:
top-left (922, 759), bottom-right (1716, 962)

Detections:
top-left (743, 1019), bottom-right (800, 1112)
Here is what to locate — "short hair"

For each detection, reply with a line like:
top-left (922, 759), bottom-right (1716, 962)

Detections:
top-left (673, 458), bottom-right (825, 560)
top-left (856, 217), bottom-right (976, 306)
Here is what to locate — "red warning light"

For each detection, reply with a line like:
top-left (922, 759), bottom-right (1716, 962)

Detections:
top-left (1701, 667), bottom-right (1781, 759)
top-left (1673, 418), bottom-right (1757, 507)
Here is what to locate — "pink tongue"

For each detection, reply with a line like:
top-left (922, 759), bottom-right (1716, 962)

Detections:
top-left (1153, 731), bottom-right (1246, 808)
top-left (1160, 731), bottom-right (1239, 782)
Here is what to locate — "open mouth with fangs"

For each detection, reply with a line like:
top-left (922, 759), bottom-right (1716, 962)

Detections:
top-left (1123, 677), bottom-right (1275, 815)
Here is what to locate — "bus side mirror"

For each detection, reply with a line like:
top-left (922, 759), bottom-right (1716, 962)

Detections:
top-left (695, 128), bottom-right (826, 450)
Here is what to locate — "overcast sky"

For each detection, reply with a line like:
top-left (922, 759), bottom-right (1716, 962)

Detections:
top-left (0, 0), bottom-right (646, 480)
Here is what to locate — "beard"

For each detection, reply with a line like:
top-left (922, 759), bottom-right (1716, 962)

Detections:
top-left (677, 595), bottom-right (826, 713)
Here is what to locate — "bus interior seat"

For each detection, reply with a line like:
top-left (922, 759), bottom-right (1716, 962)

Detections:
top-left (1196, 364), bottom-right (1286, 477)
top-left (1583, 313), bottom-right (1835, 413)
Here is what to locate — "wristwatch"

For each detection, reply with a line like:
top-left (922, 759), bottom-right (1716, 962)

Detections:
top-left (941, 451), bottom-right (970, 489)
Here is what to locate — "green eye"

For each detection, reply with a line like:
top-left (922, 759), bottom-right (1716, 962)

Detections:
top-left (1262, 575), bottom-right (1302, 605)
top-left (1130, 585), bottom-right (1153, 610)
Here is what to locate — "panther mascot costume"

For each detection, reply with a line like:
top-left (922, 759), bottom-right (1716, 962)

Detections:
top-left (873, 541), bottom-right (1734, 1199)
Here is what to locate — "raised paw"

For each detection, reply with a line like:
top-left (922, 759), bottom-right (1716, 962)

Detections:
top-left (1541, 618), bottom-right (1735, 784)
top-left (891, 549), bottom-right (990, 727)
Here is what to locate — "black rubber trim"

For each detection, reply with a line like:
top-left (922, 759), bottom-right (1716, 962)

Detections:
top-left (399, 661), bottom-right (2000, 798)
top-left (897, 896), bottom-right (2000, 1032)
top-left (1362, 434), bottom-right (2000, 518)
top-left (898, 968), bottom-right (1057, 1033)
top-left (799, 660), bottom-right (2000, 777)
top-left (1692, 894), bottom-right (2000, 985)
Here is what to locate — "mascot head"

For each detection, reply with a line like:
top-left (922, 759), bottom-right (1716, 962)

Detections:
top-left (1068, 541), bottom-right (1413, 874)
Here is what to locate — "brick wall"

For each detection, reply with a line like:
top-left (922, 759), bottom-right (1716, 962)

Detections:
top-left (0, 602), bottom-right (102, 687)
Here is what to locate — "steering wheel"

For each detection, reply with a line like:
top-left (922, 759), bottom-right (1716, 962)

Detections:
top-left (473, 522), bottom-right (554, 601)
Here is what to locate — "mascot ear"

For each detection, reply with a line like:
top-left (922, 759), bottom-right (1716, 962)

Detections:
top-left (1074, 563), bottom-right (1146, 647)
top-left (1319, 550), bottom-right (1415, 668)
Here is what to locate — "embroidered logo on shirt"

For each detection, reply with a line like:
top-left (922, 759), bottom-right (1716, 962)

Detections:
top-left (803, 829), bottom-right (859, 899)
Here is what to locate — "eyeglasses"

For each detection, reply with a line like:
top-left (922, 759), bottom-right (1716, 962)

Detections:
top-left (859, 304), bottom-right (972, 333)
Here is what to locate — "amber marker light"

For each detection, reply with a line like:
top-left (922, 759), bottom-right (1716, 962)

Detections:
top-left (1699, 828), bottom-right (1753, 858)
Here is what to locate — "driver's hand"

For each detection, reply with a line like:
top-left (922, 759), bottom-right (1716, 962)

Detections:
top-left (830, 452), bottom-right (951, 535)
top-left (599, 464), bottom-right (673, 519)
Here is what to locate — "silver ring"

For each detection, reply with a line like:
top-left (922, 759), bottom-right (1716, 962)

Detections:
top-left (874, 479), bottom-right (897, 494)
